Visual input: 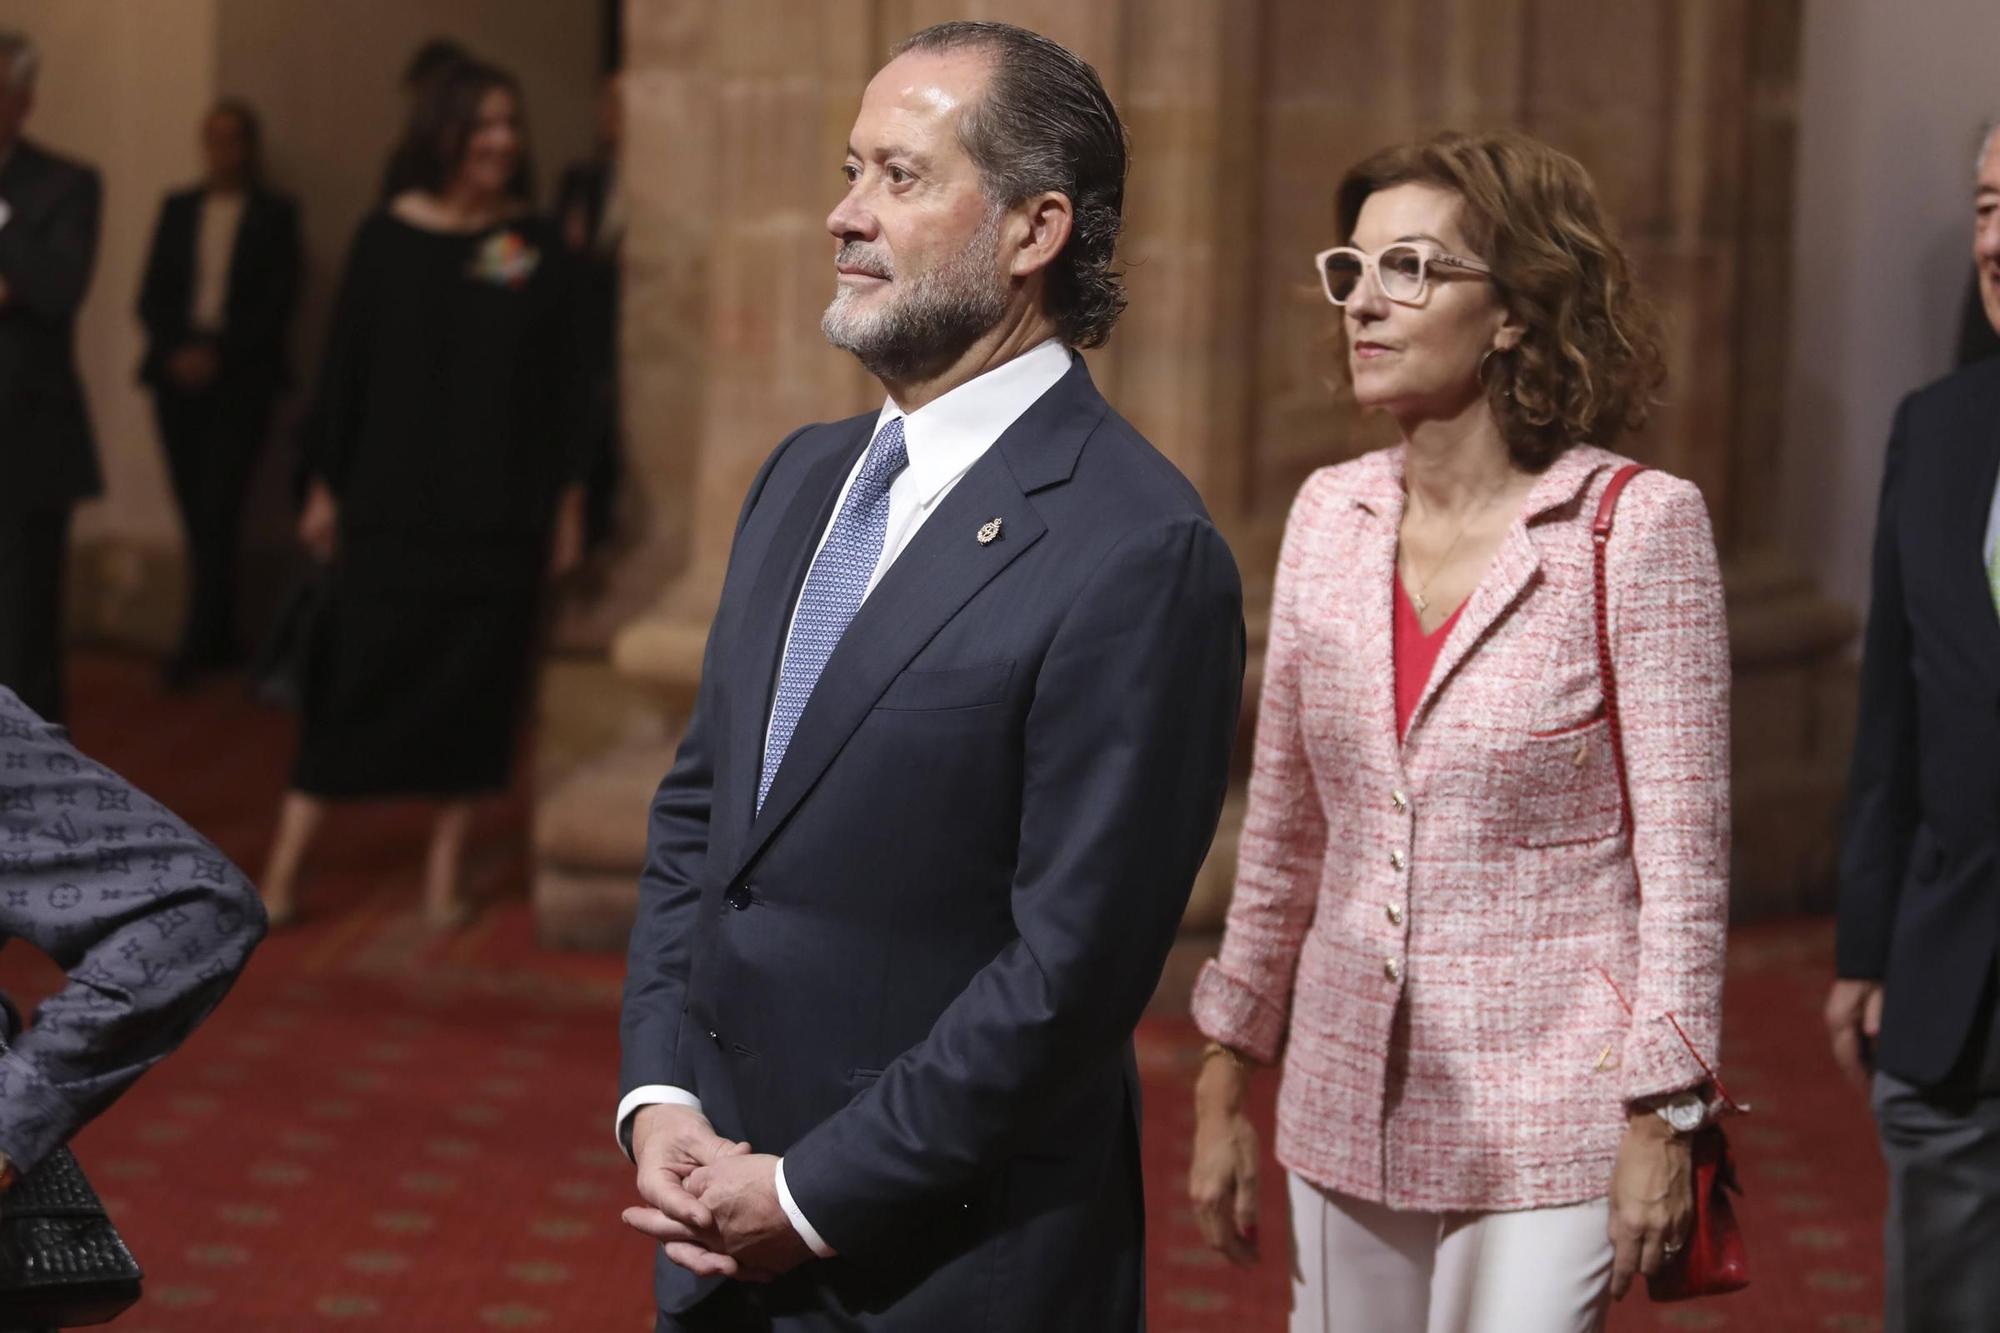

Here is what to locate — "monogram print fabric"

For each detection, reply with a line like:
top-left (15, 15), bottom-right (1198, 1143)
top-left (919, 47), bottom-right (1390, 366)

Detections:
top-left (0, 688), bottom-right (264, 1172)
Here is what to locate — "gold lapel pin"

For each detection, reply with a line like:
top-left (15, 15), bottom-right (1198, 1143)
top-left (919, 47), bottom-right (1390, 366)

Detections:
top-left (976, 517), bottom-right (1003, 546)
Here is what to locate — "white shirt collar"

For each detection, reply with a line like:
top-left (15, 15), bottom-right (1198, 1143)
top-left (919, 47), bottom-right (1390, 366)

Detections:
top-left (873, 338), bottom-right (1073, 509)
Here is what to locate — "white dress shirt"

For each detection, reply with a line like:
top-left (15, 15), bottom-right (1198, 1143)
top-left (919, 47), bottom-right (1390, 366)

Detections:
top-left (1985, 469), bottom-right (2000, 575)
top-left (190, 190), bottom-right (246, 334)
top-left (617, 336), bottom-right (1074, 1259)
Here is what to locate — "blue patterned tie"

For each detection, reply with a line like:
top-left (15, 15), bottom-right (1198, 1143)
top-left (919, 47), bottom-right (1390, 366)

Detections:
top-left (758, 417), bottom-right (910, 812)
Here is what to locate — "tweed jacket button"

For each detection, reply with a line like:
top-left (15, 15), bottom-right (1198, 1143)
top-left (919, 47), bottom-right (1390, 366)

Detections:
top-left (1391, 789), bottom-right (1409, 812)
top-left (1386, 903), bottom-right (1405, 926)
top-left (1389, 848), bottom-right (1406, 871)
top-left (1383, 957), bottom-right (1402, 983)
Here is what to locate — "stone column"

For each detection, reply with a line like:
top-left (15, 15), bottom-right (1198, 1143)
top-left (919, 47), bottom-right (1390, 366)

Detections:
top-left (538, 0), bottom-right (879, 945)
top-left (611, 0), bottom-right (878, 696)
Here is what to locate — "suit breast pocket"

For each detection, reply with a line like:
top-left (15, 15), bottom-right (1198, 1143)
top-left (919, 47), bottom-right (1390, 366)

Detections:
top-left (1514, 717), bottom-right (1624, 848)
top-left (874, 661), bottom-right (1013, 712)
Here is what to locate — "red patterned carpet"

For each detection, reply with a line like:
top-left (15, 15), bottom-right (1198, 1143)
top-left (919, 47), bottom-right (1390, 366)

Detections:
top-left (0, 654), bottom-right (1884, 1331)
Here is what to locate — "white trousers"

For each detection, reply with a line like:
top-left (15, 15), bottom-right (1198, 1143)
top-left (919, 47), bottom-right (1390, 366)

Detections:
top-left (1287, 1172), bottom-right (1614, 1333)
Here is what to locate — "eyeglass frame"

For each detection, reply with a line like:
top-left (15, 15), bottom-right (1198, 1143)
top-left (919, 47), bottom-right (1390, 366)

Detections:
top-left (1312, 242), bottom-right (1494, 307)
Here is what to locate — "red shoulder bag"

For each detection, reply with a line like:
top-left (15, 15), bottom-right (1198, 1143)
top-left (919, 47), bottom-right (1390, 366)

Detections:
top-left (1593, 464), bottom-right (1749, 1302)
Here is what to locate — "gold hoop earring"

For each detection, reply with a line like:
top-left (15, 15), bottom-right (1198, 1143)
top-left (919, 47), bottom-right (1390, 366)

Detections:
top-left (1478, 346), bottom-right (1514, 398)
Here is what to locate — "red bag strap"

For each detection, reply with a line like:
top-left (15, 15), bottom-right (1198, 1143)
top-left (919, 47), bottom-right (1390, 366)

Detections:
top-left (1592, 464), bottom-right (1647, 834)
top-left (1591, 465), bottom-right (1742, 1114)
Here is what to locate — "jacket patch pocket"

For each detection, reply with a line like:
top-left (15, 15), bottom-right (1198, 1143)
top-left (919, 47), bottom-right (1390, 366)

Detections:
top-left (1514, 718), bottom-right (1624, 847)
top-left (874, 661), bottom-right (1013, 712)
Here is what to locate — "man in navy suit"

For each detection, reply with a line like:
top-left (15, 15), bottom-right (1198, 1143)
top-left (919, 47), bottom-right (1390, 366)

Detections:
top-left (616, 20), bottom-right (1244, 1331)
top-left (1830, 123), bottom-right (2000, 1331)
top-left (0, 29), bottom-right (102, 723)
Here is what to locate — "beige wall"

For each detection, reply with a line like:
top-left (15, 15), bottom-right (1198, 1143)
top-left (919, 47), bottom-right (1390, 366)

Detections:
top-left (1786, 0), bottom-right (2000, 623)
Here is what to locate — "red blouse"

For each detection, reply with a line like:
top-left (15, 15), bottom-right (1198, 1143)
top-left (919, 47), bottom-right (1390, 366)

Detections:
top-left (1394, 577), bottom-right (1463, 740)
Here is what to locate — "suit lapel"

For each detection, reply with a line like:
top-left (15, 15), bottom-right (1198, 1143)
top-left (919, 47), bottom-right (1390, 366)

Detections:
top-left (1958, 385), bottom-right (2000, 648)
top-left (724, 423), bottom-right (871, 834)
top-left (1402, 523), bottom-right (1542, 740)
top-left (720, 361), bottom-right (1100, 885)
top-left (1400, 450), bottom-right (1605, 744)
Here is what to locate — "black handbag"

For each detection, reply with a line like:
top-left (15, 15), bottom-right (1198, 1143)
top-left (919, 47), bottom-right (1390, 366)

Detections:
top-left (0, 1147), bottom-right (144, 1329)
top-left (248, 564), bottom-right (328, 710)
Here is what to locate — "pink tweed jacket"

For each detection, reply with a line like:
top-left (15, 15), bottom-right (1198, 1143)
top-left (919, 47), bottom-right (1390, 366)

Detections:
top-left (1192, 444), bottom-right (1730, 1213)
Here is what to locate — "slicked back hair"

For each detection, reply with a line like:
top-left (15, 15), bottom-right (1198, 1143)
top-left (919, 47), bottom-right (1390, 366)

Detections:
top-left (891, 21), bottom-right (1128, 349)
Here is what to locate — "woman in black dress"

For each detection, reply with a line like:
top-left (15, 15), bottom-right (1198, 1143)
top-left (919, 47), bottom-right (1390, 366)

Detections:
top-left (261, 60), bottom-right (585, 928)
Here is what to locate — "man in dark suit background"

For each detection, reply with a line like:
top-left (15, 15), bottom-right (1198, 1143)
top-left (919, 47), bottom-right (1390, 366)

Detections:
top-left (1830, 122), bottom-right (2000, 1332)
top-left (616, 21), bottom-right (1244, 1331)
top-left (0, 29), bottom-right (101, 724)
top-left (137, 99), bottom-right (302, 686)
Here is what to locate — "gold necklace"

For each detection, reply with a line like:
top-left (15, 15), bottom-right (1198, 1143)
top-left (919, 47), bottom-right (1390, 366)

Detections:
top-left (1402, 486), bottom-right (1509, 615)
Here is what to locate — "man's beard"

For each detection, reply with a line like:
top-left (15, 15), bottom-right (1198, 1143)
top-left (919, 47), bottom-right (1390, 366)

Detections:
top-left (822, 207), bottom-right (1009, 382)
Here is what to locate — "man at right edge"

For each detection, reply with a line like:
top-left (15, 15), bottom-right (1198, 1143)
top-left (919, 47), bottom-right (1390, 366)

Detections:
top-left (1829, 122), bottom-right (2000, 1332)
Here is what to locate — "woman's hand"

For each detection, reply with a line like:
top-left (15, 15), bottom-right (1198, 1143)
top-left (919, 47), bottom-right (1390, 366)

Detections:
top-left (1607, 1110), bottom-right (1694, 1299)
top-left (298, 481), bottom-right (339, 564)
top-left (1188, 1051), bottom-right (1261, 1266)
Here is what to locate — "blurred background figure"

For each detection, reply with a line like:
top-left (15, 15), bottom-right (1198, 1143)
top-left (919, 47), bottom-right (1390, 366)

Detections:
top-left (0, 27), bottom-right (100, 724)
top-left (260, 58), bottom-right (586, 931)
top-left (136, 99), bottom-right (302, 691)
top-left (379, 35), bottom-right (472, 201)
top-left (551, 71), bottom-right (624, 554)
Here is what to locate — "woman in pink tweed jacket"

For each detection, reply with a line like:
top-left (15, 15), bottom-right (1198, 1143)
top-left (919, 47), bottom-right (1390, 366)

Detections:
top-left (1188, 132), bottom-right (1730, 1333)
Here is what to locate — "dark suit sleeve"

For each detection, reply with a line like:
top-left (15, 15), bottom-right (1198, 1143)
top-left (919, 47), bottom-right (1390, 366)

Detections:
top-left (1836, 398), bottom-right (1920, 980)
top-left (618, 428), bottom-right (810, 1104)
top-left (298, 219), bottom-right (380, 492)
top-left (781, 516), bottom-right (1245, 1253)
top-left (0, 690), bottom-right (266, 1173)
top-left (135, 194), bottom-right (186, 357)
top-left (0, 164), bottom-right (101, 322)
top-left (223, 195), bottom-right (302, 368)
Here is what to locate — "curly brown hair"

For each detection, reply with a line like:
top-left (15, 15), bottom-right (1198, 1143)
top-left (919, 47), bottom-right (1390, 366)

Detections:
top-left (1335, 130), bottom-right (1666, 470)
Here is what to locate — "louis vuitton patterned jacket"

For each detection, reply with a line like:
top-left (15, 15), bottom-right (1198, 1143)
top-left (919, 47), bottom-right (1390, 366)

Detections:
top-left (0, 688), bottom-right (264, 1172)
top-left (1192, 445), bottom-right (1731, 1212)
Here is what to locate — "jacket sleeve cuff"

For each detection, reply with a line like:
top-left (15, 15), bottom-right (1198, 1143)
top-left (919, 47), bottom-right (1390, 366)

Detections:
top-left (1190, 960), bottom-right (1288, 1064)
top-left (614, 1085), bottom-right (702, 1161)
top-left (1618, 1020), bottom-right (1717, 1104)
top-left (774, 1157), bottom-right (836, 1259)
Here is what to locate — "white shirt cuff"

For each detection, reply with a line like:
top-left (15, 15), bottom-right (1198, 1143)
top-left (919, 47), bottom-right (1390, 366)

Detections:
top-left (614, 1084), bottom-right (702, 1161)
top-left (774, 1157), bottom-right (836, 1258)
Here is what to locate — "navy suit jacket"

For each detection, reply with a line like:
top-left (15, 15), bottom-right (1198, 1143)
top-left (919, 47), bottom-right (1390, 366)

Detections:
top-left (1838, 356), bottom-right (2000, 1085)
top-left (136, 185), bottom-right (302, 391)
top-left (619, 358), bottom-right (1244, 1329)
top-left (0, 140), bottom-right (102, 511)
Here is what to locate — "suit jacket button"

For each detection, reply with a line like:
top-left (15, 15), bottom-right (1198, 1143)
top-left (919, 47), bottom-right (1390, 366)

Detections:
top-left (708, 1029), bottom-right (722, 1046)
top-left (726, 885), bottom-right (752, 910)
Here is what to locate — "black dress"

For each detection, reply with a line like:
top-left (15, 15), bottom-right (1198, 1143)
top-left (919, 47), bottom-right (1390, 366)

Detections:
top-left (295, 211), bottom-right (583, 798)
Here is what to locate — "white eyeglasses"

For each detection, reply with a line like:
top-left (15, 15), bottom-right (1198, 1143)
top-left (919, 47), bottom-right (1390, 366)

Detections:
top-left (1314, 242), bottom-right (1493, 306)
